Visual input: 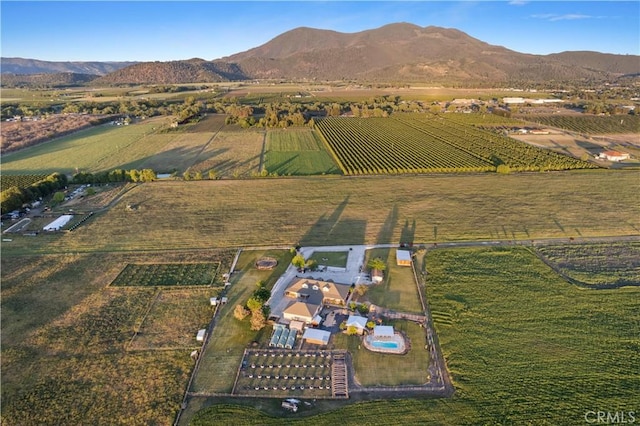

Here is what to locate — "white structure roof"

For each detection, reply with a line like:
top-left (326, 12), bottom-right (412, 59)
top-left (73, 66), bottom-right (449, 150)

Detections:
top-left (396, 250), bottom-right (412, 262)
top-left (373, 325), bottom-right (395, 337)
top-left (302, 328), bottom-right (331, 345)
top-left (346, 315), bottom-right (368, 329)
top-left (43, 214), bottom-right (73, 231)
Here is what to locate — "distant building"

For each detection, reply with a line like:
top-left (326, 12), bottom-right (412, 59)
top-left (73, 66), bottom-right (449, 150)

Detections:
top-left (598, 150), bottom-right (630, 162)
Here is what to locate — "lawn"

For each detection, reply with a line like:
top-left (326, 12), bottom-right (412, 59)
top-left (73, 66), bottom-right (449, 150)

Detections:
top-left (308, 251), bottom-right (349, 268)
top-left (264, 128), bottom-right (340, 175)
top-left (332, 320), bottom-right (429, 387)
top-left (6, 170), bottom-right (637, 255)
top-left (364, 248), bottom-right (423, 314)
top-left (188, 246), bottom-right (640, 424)
top-left (191, 249), bottom-right (293, 394)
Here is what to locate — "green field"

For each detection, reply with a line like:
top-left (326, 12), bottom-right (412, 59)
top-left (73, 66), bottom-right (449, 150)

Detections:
top-left (264, 129), bottom-right (340, 175)
top-left (333, 320), bottom-right (429, 387)
top-left (307, 251), bottom-right (349, 268)
top-left (536, 242), bottom-right (640, 287)
top-left (110, 262), bottom-right (221, 287)
top-left (189, 246), bottom-right (640, 424)
top-left (364, 248), bottom-right (423, 314)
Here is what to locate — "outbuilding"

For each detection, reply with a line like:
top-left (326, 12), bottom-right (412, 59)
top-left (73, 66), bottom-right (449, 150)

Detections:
top-left (396, 249), bottom-right (412, 267)
top-left (196, 329), bottom-right (206, 342)
top-left (302, 328), bottom-right (331, 345)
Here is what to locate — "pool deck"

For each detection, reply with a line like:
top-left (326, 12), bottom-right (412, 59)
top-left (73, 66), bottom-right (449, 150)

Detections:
top-left (363, 333), bottom-right (407, 354)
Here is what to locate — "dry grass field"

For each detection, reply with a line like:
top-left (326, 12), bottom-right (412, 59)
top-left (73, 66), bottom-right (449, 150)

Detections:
top-left (189, 130), bottom-right (264, 177)
top-left (9, 170), bottom-right (636, 255)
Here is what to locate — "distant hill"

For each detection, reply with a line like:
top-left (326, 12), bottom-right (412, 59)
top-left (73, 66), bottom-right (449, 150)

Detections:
top-left (221, 23), bottom-right (636, 82)
top-left (90, 59), bottom-right (247, 85)
top-left (1, 57), bottom-right (136, 75)
top-left (1, 72), bottom-right (99, 88)
top-left (4, 24), bottom-right (638, 85)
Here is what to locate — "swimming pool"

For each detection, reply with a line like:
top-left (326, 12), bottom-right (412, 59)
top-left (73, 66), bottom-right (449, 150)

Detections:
top-left (371, 340), bottom-right (399, 349)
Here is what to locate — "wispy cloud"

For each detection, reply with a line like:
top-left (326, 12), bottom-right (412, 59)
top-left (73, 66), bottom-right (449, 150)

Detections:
top-left (531, 13), bottom-right (593, 22)
top-left (509, 1), bottom-right (528, 6)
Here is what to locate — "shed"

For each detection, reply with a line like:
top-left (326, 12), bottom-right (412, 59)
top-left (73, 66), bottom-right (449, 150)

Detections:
top-left (221, 296), bottom-right (228, 304)
top-left (196, 329), bottom-right (206, 342)
top-left (396, 249), bottom-right (412, 267)
top-left (210, 297), bottom-right (218, 306)
top-left (346, 315), bottom-right (368, 334)
top-left (289, 320), bottom-right (305, 332)
top-left (302, 328), bottom-right (331, 345)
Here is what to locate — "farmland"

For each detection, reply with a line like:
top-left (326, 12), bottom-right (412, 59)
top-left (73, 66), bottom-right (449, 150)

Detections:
top-left (189, 246), bottom-right (640, 425)
top-left (314, 116), bottom-right (597, 175)
top-left (264, 129), bottom-right (340, 176)
top-left (109, 262), bottom-right (222, 287)
top-left (526, 114), bottom-right (640, 134)
top-left (0, 174), bottom-right (48, 191)
top-left (535, 242), bottom-right (640, 287)
top-left (6, 170), bottom-right (635, 255)
top-left (1, 250), bottom-right (231, 425)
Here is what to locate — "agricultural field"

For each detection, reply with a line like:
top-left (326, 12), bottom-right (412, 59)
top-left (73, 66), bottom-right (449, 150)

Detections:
top-left (188, 129), bottom-right (264, 178)
top-left (110, 262), bottom-right (222, 287)
top-left (525, 114), bottom-right (640, 134)
top-left (1, 249), bottom-right (230, 425)
top-left (128, 289), bottom-right (213, 350)
top-left (314, 116), bottom-right (597, 175)
top-left (264, 129), bottom-right (340, 176)
top-left (3, 171), bottom-right (637, 255)
top-left (535, 242), bottom-right (640, 287)
top-left (0, 174), bottom-right (48, 191)
top-left (189, 246), bottom-right (640, 425)
top-left (0, 116), bottom-right (174, 175)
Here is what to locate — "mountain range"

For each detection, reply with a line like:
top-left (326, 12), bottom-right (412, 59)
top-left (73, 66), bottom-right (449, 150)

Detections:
top-left (2, 23), bottom-right (638, 85)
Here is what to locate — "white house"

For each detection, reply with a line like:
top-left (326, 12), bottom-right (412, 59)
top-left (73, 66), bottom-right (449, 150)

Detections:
top-left (598, 150), bottom-right (630, 162)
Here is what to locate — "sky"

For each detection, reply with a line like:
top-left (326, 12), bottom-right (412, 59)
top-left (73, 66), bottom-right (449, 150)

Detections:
top-left (1, 1), bottom-right (638, 62)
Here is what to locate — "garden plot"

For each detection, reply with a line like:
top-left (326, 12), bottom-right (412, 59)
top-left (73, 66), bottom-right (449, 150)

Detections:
top-left (110, 262), bottom-right (221, 287)
top-left (233, 349), bottom-right (341, 399)
top-left (128, 289), bottom-right (214, 350)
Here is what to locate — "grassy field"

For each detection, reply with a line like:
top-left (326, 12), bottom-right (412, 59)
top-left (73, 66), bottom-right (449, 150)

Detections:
top-left (3, 170), bottom-right (637, 255)
top-left (333, 320), bottom-right (429, 387)
top-left (0, 249), bottom-right (234, 425)
top-left (188, 246), bottom-right (640, 425)
top-left (535, 242), bottom-right (640, 287)
top-left (364, 248), bottom-right (423, 314)
top-left (189, 129), bottom-right (264, 178)
top-left (191, 249), bottom-right (293, 394)
top-left (1, 117), bottom-right (173, 175)
top-left (264, 129), bottom-right (340, 175)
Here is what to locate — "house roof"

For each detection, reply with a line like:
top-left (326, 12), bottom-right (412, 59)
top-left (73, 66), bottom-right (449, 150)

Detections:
top-left (603, 150), bottom-right (628, 157)
top-left (283, 301), bottom-right (320, 319)
top-left (302, 328), bottom-right (331, 345)
top-left (346, 315), bottom-right (368, 329)
top-left (287, 278), bottom-right (350, 304)
top-left (374, 325), bottom-right (395, 337)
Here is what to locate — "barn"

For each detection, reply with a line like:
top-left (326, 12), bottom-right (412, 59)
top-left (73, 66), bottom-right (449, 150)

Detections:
top-left (302, 328), bottom-right (331, 346)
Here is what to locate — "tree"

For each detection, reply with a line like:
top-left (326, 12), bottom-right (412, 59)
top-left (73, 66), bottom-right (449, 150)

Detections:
top-left (355, 284), bottom-right (368, 296)
top-left (346, 325), bottom-right (359, 336)
top-left (208, 169), bottom-right (217, 180)
top-left (496, 164), bottom-right (511, 174)
top-left (234, 304), bottom-right (250, 320)
top-left (292, 254), bottom-right (306, 269)
top-left (246, 297), bottom-right (263, 312)
top-left (250, 307), bottom-right (266, 331)
top-left (367, 257), bottom-right (386, 271)
top-left (366, 321), bottom-right (376, 330)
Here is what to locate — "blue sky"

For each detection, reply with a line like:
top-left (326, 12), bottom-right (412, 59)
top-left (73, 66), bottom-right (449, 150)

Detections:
top-left (1, 1), bottom-right (638, 62)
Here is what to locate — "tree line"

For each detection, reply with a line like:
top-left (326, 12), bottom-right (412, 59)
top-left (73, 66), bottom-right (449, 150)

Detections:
top-left (1, 172), bottom-right (68, 214)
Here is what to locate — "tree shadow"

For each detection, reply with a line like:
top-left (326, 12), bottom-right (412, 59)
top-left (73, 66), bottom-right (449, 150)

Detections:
top-left (400, 219), bottom-right (416, 246)
top-left (299, 195), bottom-right (366, 246)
